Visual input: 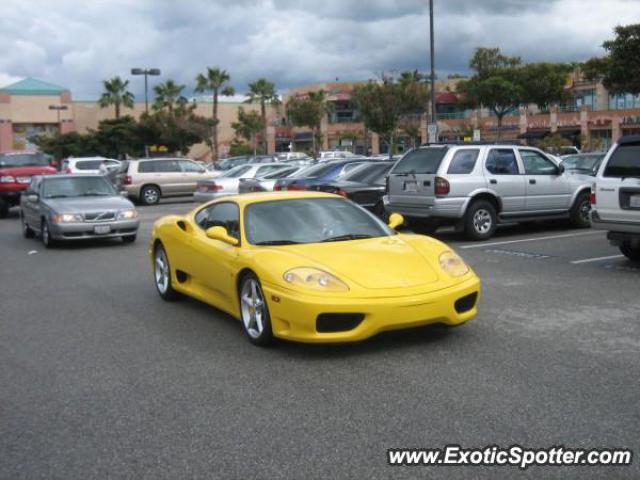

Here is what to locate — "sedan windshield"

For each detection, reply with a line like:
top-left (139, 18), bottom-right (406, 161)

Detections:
top-left (562, 154), bottom-right (604, 173)
top-left (245, 198), bottom-right (392, 245)
top-left (0, 153), bottom-right (50, 167)
top-left (42, 177), bottom-right (117, 198)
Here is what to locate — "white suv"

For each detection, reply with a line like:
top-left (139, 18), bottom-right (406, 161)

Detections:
top-left (590, 135), bottom-right (640, 261)
top-left (62, 157), bottom-right (120, 174)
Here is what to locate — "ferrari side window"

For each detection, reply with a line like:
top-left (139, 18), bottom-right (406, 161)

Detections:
top-left (196, 202), bottom-right (240, 240)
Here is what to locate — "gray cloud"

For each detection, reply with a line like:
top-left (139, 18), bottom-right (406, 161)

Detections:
top-left (0, 0), bottom-right (638, 99)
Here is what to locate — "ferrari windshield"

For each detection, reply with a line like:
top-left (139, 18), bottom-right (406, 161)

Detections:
top-left (245, 198), bottom-right (393, 245)
top-left (42, 176), bottom-right (117, 198)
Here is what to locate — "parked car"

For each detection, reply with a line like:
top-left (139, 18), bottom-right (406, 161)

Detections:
top-left (559, 146), bottom-right (581, 156)
top-left (20, 174), bottom-right (139, 247)
top-left (61, 157), bottom-right (120, 174)
top-left (273, 159), bottom-right (368, 191)
top-left (275, 152), bottom-right (313, 163)
top-left (384, 144), bottom-right (594, 240)
top-left (0, 152), bottom-right (57, 218)
top-left (210, 156), bottom-right (252, 172)
top-left (238, 166), bottom-right (305, 193)
top-left (590, 135), bottom-right (640, 261)
top-left (561, 153), bottom-right (606, 176)
top-left (247, 155), bottom-right (278, 164)
top-left (310, 161), bottom-right (395, 216)
top-left (194, 163), bottom-right (292, 202)
top-left (318, 150), bottom-right (358, 161)
top-left (122, 157), bottom-right (214, 205)
top-left (150, 191), bottom-right (480, 345)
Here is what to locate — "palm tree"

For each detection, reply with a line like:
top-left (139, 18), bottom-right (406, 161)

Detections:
top-left (153, 80), bottom-right (187, 113)
top-left (98, 77), bottom-right (134, 119)
top-left (246, 78), bottom-right (280, 152)
top-left (194, 67), bottom-right (235, 160)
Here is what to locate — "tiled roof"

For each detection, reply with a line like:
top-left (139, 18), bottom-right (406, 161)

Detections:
top-left (0, 77), bottom-right (68, 95)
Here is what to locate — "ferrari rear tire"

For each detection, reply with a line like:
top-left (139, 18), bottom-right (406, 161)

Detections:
top-left (239, 273), bottom-right (273, 346)
top-left (154, 243), bottom-right (180, 301)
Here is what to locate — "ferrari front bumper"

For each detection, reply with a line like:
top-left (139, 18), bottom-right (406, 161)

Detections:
top-left (262, 274), bottom-right (480, 343)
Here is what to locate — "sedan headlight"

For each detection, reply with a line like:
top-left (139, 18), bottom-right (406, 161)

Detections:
top-left (117, 209), bottom-right (139, 220)
top-left (439, 251), bottom-right (469, 277)
top-left (0, 175), bottom-right (15, 183)
top-left (53, 213), bottom-right (84, 223)
top-left (283, 267), bottom-right (349, 292)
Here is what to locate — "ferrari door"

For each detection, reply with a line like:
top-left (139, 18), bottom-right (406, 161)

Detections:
top-left (189, 202), bottom-right (242, 312)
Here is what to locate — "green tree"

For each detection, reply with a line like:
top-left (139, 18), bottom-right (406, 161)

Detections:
top-left (583, 23), bottom-right (640, 94)
top-left (352, 73), bottom-right (428, 158)
top-left (469, 47), bottom-right (521, 79)
top-left (195, 67), bottom-right (235, 160)
top-left (33, 131), bottom-right (100, 160)
top-left (98, 76), bottom-right (134, 119)
top-left (517, 62), bottom-right (572, 110)
top-left (286, 90), bottom-right (331, 158)
top-left (139, 106), bottom-right (213, 156)
top-left (246, 78), bottom-right (280, 153)
top-left (153, 80), bottom-right (188, 113)
top-left (92, 116), bottom-right (145, 158)
top-left (232, 107), bottom-right (264, 156)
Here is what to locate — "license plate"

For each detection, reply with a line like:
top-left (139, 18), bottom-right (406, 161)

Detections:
top-left (404, 180), bottom-right (418, 193)
top-left (16, 176), bottom-right (31, 184)
top-left (94, 225), bottom-right (111, 234)
top-left (630, 195), bottom-right (640, 208)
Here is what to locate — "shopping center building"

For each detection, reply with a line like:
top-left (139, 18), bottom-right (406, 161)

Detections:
top-left (1, 73), bottom-right (639, 160)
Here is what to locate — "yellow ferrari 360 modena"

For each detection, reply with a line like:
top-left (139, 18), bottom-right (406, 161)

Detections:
top-left (149, 191), bottom-right (480, 346)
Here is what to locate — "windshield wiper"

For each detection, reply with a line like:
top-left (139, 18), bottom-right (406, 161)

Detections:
top-left (46, 194), bottom-right (70, 198)
top-left (80, 192), bottom-right (111, 196)
top-left (321, 234), bottom-right (374, 242)
top-left (254, 240), bottom-right (302, 245)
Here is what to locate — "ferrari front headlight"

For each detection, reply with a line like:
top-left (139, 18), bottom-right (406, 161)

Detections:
top-left (283, 267), bottom-right (349, 292)
top-left (53, 213), bottom-right (83, 223)
top-left (439, 251), bottom-right (469, 277)
top-left (117, 208), bottom-right (138, 220)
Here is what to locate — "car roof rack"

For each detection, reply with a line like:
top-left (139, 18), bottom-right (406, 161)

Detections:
top-left (419, 140), bottom-right (524, 147)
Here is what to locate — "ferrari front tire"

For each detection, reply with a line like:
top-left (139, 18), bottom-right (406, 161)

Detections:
top-left (239, 273), bottom-right (273, 346)
top-left (154, 243), bottom-right (180, 301)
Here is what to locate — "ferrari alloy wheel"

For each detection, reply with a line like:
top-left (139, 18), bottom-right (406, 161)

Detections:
top-left (239, 273), bottom-right (273, 346)
top-left (154, 244), bottom-right (179, 301)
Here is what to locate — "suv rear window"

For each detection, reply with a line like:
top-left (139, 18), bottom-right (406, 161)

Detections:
top-left (391, 148), bottom-right (447, 175)
top-left (603, 144), bottom-right (640, 178)
top-left (76, 160), bottom-right (103, 170)
top-left (447, 149), bottom-right (479, 174)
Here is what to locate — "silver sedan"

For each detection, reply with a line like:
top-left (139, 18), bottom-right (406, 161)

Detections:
top-left (20, 174), bottom-right (140, 247)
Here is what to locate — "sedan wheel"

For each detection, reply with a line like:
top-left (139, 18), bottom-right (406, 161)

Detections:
top-left (154, 244), bottom-right (179, 301)
top-left (464, 200), bottom-right (497, 241)
top-left (41, 220), bottom-right (56, 248)
top-left (239, 273), bottom-right (272, 346)
top-left (141, 186), bottom-right (161, 206)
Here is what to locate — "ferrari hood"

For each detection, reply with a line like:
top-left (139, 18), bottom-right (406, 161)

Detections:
top-left (282, 236), bottom-right (441, 289)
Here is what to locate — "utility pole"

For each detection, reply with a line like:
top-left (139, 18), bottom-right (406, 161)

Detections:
top-left (428, 0), bottom-right (438, 143)
top-left (131, 68), bottom-right (161, 114)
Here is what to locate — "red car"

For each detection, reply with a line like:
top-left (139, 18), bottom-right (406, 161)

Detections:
top-left (0, 152), bottom-right (57, 218)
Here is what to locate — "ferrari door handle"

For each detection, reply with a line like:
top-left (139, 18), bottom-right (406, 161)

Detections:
top-left (489, 179), bottom-right (497, 184)
top-left (529, 179), bottom-right (536, 184)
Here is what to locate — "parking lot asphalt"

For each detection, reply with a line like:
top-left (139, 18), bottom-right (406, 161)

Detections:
top-left (1, 201), bottom-right (639, 480)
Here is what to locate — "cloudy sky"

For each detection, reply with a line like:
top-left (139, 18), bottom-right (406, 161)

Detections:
top-left (0, 0), bottom-right (638, 100)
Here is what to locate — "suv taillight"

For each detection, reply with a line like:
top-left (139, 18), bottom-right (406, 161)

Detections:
top-left (435, 176), bottom-right (450, 195)
top-left (64, 167), bottom-right (72, 174)
top-left (123, 175), bottom-right (132, 185)
top-left (590, 188), bottom-right (596, 205)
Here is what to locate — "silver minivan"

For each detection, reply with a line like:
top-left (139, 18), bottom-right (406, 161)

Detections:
top-left (385, 144), bottom-right (594, 240)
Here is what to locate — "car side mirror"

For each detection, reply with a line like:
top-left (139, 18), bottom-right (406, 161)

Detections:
top-left (27, 194), bottom-right (39, 203)
top-left (557, 164), bottom-right (565, 175)
top-left (388, 213), bottom-right (404, 230)
top-left (206, 226), bottom-right (239, 246)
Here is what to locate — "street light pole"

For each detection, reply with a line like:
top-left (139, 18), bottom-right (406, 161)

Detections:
top-left (428, 0), bottom-right (437, 141)
top-left (49, 105), bottom-right (69, 130)
top-left (131, 68), bottom-right (161, 114)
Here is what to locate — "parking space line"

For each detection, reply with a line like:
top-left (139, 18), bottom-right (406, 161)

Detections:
top-left (570, 255), bottom-right (625, 264)
top-left (458, 231), bottom-right (603, 249)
